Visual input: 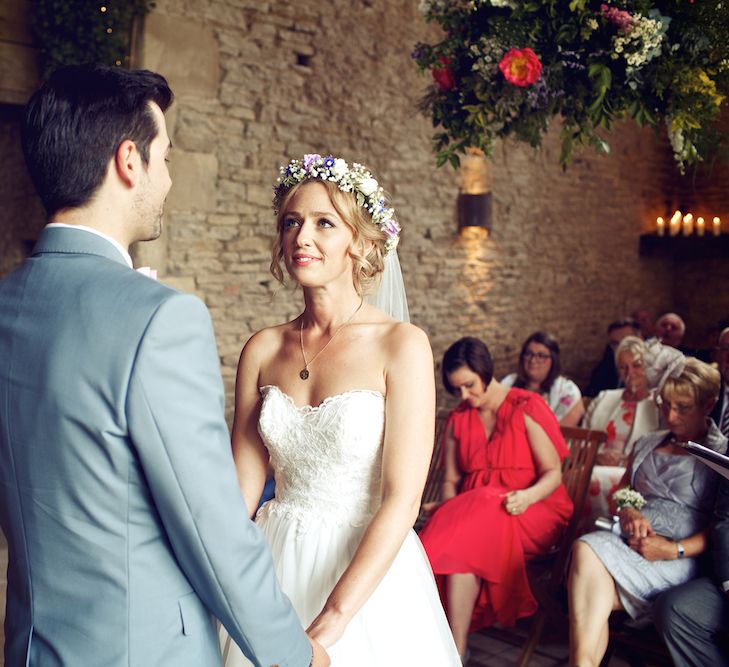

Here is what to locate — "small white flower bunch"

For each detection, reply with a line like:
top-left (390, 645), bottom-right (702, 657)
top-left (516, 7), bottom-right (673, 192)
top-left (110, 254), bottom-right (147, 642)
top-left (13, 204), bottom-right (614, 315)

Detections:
top-left (613, 487), bottom-right (647, 511)
top-left (611, 14), bottom-right (667, 75)
top-left (273, 154), bottom-right (401, 254)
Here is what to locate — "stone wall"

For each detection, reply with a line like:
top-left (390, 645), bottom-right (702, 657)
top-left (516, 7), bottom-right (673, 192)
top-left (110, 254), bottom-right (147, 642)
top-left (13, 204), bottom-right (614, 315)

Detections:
top-left (132, 0), bottom-right (687, 414)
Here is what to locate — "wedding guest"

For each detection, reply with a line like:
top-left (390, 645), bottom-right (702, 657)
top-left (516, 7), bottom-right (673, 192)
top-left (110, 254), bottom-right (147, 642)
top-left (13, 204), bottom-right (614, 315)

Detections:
top-left (501, 331), bottom-right (585, 426)
top-left (420, 337), bottom-right (573, 660)
top-left (653, 477), bottom-right (729, 667)
top-left (580, 336), bottom-right (660, 529)
top-left (584, 318), bottom-right (641, 397)
top-left (656, 312), bottom-right (686, 349)
top-left (567, 357), bottom-right (725, 667)
top-left (631, 308), bottom-right (655, 339)
top-left (710, 327), bottom-right (729, 438)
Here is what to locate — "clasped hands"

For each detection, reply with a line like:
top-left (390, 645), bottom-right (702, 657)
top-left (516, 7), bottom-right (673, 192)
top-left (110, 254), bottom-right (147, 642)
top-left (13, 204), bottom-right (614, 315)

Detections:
top-left (619, 507), bottom-right (676, 561)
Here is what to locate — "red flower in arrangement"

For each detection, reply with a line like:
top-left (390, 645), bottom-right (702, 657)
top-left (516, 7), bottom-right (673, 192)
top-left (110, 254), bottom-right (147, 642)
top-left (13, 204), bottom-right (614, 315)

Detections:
top-left (498, 48), bottom-right (542, 87)
top-left (431, 56), bottom-right (456, 91)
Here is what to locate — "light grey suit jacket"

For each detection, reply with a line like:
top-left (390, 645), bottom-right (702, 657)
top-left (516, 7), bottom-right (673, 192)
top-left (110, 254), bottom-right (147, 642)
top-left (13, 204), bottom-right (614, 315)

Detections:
top-left (0, 227), bottom-right (310, 667)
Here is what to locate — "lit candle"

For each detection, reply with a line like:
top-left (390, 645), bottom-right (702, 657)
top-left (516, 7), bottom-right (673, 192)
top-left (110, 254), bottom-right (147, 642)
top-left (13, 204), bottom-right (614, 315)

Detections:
top-left (669, 210), bottom-right (682, 236)
top-left (656, 216), bottom-right (665, 237)
top-left (713, 217), bottom-right (722, 236)
top-left (682, 213), bottom-right (694, 236)
top-left (696, 217), bottom-right (705, 236)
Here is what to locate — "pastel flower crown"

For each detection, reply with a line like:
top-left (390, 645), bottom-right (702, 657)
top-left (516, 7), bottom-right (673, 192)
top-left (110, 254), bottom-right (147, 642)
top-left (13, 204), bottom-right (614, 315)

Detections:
top-left (272, 154), bottom-right (401, 254)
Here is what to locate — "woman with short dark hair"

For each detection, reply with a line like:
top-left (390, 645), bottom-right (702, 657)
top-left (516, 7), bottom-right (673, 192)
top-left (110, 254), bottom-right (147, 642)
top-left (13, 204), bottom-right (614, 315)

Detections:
top-left (420, 337), bottom-right (573, 660)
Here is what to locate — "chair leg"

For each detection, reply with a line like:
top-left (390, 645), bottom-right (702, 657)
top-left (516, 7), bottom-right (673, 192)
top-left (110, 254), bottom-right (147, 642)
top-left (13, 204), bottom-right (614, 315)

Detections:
top-left (517, 610), bottom-right (547, 667)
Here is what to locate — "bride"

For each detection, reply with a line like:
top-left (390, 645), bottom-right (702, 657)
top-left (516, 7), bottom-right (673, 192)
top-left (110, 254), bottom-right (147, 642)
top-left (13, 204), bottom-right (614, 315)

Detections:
top-left (220, 155), bottom-right (461, 666)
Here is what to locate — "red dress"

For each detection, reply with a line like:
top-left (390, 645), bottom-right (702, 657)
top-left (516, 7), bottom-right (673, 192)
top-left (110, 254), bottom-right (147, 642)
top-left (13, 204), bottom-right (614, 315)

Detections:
top-left (419, 388), bottom-right (573, 630)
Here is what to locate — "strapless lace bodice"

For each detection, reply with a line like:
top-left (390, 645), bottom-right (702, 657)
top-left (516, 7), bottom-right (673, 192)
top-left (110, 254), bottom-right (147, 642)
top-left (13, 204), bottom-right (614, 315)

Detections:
top-left (257, 385), bottom-right (385, 529)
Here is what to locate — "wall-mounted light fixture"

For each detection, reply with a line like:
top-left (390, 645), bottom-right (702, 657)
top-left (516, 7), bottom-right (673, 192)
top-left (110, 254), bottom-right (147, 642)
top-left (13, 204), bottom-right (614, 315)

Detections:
top-left (458, 192), bottom-right (492, 231)
top-left (458, 149), bottom-right (492, 234)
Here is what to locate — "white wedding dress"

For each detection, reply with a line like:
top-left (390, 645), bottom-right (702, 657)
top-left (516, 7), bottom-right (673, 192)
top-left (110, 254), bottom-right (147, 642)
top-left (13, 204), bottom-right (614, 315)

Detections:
top-left (220, 384), bottom-right (461, 666)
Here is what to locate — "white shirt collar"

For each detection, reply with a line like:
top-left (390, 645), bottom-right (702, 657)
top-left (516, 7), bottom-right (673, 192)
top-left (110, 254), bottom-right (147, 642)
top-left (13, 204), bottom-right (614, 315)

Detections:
top-left (45, 223), bottom-right (133, 268)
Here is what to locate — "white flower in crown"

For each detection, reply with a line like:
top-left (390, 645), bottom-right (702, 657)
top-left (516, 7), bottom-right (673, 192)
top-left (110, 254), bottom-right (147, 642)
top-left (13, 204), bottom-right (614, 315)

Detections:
top-left (273, 154), bottom-right (400, 253)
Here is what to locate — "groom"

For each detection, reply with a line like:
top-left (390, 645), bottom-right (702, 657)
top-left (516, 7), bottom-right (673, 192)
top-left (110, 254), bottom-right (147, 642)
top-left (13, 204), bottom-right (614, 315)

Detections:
top-left (0, 65), bottom-right (328, 667)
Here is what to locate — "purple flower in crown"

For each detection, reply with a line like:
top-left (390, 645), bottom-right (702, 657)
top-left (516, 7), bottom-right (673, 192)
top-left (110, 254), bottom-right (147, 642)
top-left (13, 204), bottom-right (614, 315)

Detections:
top-left (323, 155), bottom-right (335, 169)
top-left (302, 153), bottom-right (322, 170)
top-left (382, 217), bottom-right (400, 239)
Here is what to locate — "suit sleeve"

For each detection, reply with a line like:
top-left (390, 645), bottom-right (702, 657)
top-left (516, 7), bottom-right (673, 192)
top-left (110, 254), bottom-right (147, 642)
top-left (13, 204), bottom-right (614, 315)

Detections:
top-left (126, 293), bottom-right (311, 667)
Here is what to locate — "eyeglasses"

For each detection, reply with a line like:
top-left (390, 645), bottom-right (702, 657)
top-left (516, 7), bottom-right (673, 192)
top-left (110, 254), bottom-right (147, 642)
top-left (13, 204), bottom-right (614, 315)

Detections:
top-left (523, 351), bottom-right (551, 362)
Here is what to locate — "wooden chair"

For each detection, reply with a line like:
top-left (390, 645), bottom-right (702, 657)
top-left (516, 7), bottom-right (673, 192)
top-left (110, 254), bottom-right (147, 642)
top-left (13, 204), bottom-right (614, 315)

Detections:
top-left (515, 426), bottom-right (605, 667)
top-left (415, 408), bottom-right (450, 532)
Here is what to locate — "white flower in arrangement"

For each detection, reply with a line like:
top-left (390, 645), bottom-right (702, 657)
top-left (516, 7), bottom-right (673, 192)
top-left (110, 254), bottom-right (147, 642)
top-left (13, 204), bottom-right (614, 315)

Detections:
top-left (273, 154), bottom-right (401, 254)
top-left (489, 0), bottom-right (517, 8)
top-left (612, 487), bottom-right (647, 511)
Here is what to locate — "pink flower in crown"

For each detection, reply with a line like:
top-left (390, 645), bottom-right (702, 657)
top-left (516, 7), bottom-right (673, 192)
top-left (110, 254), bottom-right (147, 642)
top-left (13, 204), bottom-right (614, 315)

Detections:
top-left (302, 153), bottom-right (322, 170)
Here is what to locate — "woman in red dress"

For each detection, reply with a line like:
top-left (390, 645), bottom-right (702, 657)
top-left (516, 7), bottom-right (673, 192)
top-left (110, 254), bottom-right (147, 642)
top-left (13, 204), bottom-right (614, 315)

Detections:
top-left (420, 337), bottom-right (573, 659)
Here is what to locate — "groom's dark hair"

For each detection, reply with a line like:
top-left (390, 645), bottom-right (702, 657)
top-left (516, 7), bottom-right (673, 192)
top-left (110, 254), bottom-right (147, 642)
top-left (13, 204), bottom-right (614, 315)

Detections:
top-left (21, 64), bottom-right (173, 216)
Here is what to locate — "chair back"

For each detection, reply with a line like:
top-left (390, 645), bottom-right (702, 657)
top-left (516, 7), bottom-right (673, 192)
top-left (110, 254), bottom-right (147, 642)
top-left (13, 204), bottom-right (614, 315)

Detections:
top-left (415, 408), bottom-right (450, 530)
top-left (552, 426), bottom-right (605, 573)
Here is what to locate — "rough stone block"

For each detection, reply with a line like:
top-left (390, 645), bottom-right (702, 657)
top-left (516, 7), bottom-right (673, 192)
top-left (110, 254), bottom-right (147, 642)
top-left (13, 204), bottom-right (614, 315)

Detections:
top-left (141, 12), bottom-right (219, 98)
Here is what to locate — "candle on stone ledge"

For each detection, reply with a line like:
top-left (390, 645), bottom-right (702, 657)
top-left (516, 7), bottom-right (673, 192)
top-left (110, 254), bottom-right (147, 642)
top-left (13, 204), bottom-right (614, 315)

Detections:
top-left (656, 217), bottom-right (665, 236)
top-left (669, 210), bottom-right (682, 236)
top-left (682, 213), bottom-right (694, 236)
top-left (696, 217), bottom-right (705, 236)
top-left (713, 217), bottom-right (722, 236)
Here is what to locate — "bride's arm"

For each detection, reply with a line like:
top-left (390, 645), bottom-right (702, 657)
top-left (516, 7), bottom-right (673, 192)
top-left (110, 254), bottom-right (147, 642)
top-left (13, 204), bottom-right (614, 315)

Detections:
top-left (231, 332), bottom-right (271, 518)
top-left (306, 324), bottom-right (435, 647)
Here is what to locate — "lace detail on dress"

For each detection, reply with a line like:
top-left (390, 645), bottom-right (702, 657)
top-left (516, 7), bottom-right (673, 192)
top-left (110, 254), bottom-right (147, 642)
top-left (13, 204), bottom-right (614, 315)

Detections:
top-left (256, 385), bottom-right (386, 532)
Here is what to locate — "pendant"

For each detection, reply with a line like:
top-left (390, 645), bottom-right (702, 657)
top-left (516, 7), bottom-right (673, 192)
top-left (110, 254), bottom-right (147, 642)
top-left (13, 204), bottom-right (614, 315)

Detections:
top-left (299, 368), bottom-right (310, 380)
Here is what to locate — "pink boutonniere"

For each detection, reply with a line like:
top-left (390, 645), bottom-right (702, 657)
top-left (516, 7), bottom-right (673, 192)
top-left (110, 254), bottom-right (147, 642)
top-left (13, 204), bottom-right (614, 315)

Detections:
top-left (136, 266), bottom-right (158, 280)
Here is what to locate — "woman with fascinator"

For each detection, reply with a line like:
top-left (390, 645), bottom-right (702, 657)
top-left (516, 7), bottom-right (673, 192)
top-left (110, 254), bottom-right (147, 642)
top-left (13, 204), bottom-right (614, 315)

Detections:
top-left (219, 155), bottom-right (460, 666)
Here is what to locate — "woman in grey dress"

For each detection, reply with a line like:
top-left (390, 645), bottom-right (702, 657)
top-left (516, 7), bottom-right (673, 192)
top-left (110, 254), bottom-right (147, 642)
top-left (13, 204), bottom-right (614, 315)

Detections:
top-left (567, 357), bottom-right (726, 667)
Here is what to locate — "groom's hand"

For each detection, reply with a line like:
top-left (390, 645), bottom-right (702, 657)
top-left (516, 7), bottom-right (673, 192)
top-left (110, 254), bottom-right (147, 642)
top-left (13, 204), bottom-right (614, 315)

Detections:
top-left (308, 636), bottom-right (330, 667)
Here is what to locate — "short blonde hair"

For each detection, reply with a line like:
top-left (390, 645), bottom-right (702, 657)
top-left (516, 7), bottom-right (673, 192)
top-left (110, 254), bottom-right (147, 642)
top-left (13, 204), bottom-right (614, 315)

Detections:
top-left (661, 357), bottom-right (721, 408)
top-left (614, 335), bottom-right (647, 365)
top-left (270, 179), bottom-right (389, 295)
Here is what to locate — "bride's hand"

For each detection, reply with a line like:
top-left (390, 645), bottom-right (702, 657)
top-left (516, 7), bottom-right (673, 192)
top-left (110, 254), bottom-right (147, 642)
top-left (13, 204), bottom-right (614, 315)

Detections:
top-left (306, 607), bottom-right (349, 649)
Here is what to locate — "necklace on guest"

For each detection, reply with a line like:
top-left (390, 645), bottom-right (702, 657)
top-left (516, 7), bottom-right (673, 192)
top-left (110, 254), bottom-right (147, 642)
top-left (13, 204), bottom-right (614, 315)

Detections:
top-left (298, 299), bottom-right (364, 381)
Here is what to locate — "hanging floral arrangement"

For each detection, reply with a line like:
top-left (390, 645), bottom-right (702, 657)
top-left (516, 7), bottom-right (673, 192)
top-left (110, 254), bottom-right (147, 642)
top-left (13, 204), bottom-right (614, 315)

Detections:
top-left (412, 1), bottom-right (729, 171)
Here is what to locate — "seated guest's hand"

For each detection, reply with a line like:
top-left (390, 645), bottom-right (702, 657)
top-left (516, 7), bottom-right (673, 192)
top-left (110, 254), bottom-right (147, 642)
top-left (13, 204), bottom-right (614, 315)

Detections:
top-left (619, 507), bottom-right (655, 538)
top-left (626, 534), bottom-right (675, 561)
top-left (501, 489), bottom-right (533, 516)
top-left (596, 450), bottom-right (627, 467)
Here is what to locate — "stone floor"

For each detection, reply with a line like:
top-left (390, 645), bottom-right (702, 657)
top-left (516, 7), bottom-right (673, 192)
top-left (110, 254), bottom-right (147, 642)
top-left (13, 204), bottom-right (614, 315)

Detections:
top-left (466, 623), bottom-right (632, 667)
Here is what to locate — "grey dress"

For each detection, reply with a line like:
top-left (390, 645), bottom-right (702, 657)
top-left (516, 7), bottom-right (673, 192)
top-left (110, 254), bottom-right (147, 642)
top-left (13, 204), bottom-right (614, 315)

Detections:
top-left (579, 421), bottom-right (727, 620)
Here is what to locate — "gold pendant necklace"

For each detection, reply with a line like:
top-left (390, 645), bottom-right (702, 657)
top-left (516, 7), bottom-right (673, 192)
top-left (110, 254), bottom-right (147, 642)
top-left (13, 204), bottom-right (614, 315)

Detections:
top-left (299, 299), bottom-right (363, 381)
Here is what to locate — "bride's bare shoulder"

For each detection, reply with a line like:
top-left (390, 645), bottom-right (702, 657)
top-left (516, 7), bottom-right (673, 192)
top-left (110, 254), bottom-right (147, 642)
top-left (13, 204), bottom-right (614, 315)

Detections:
top-left (364, 309), bottom-right (431, 359)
